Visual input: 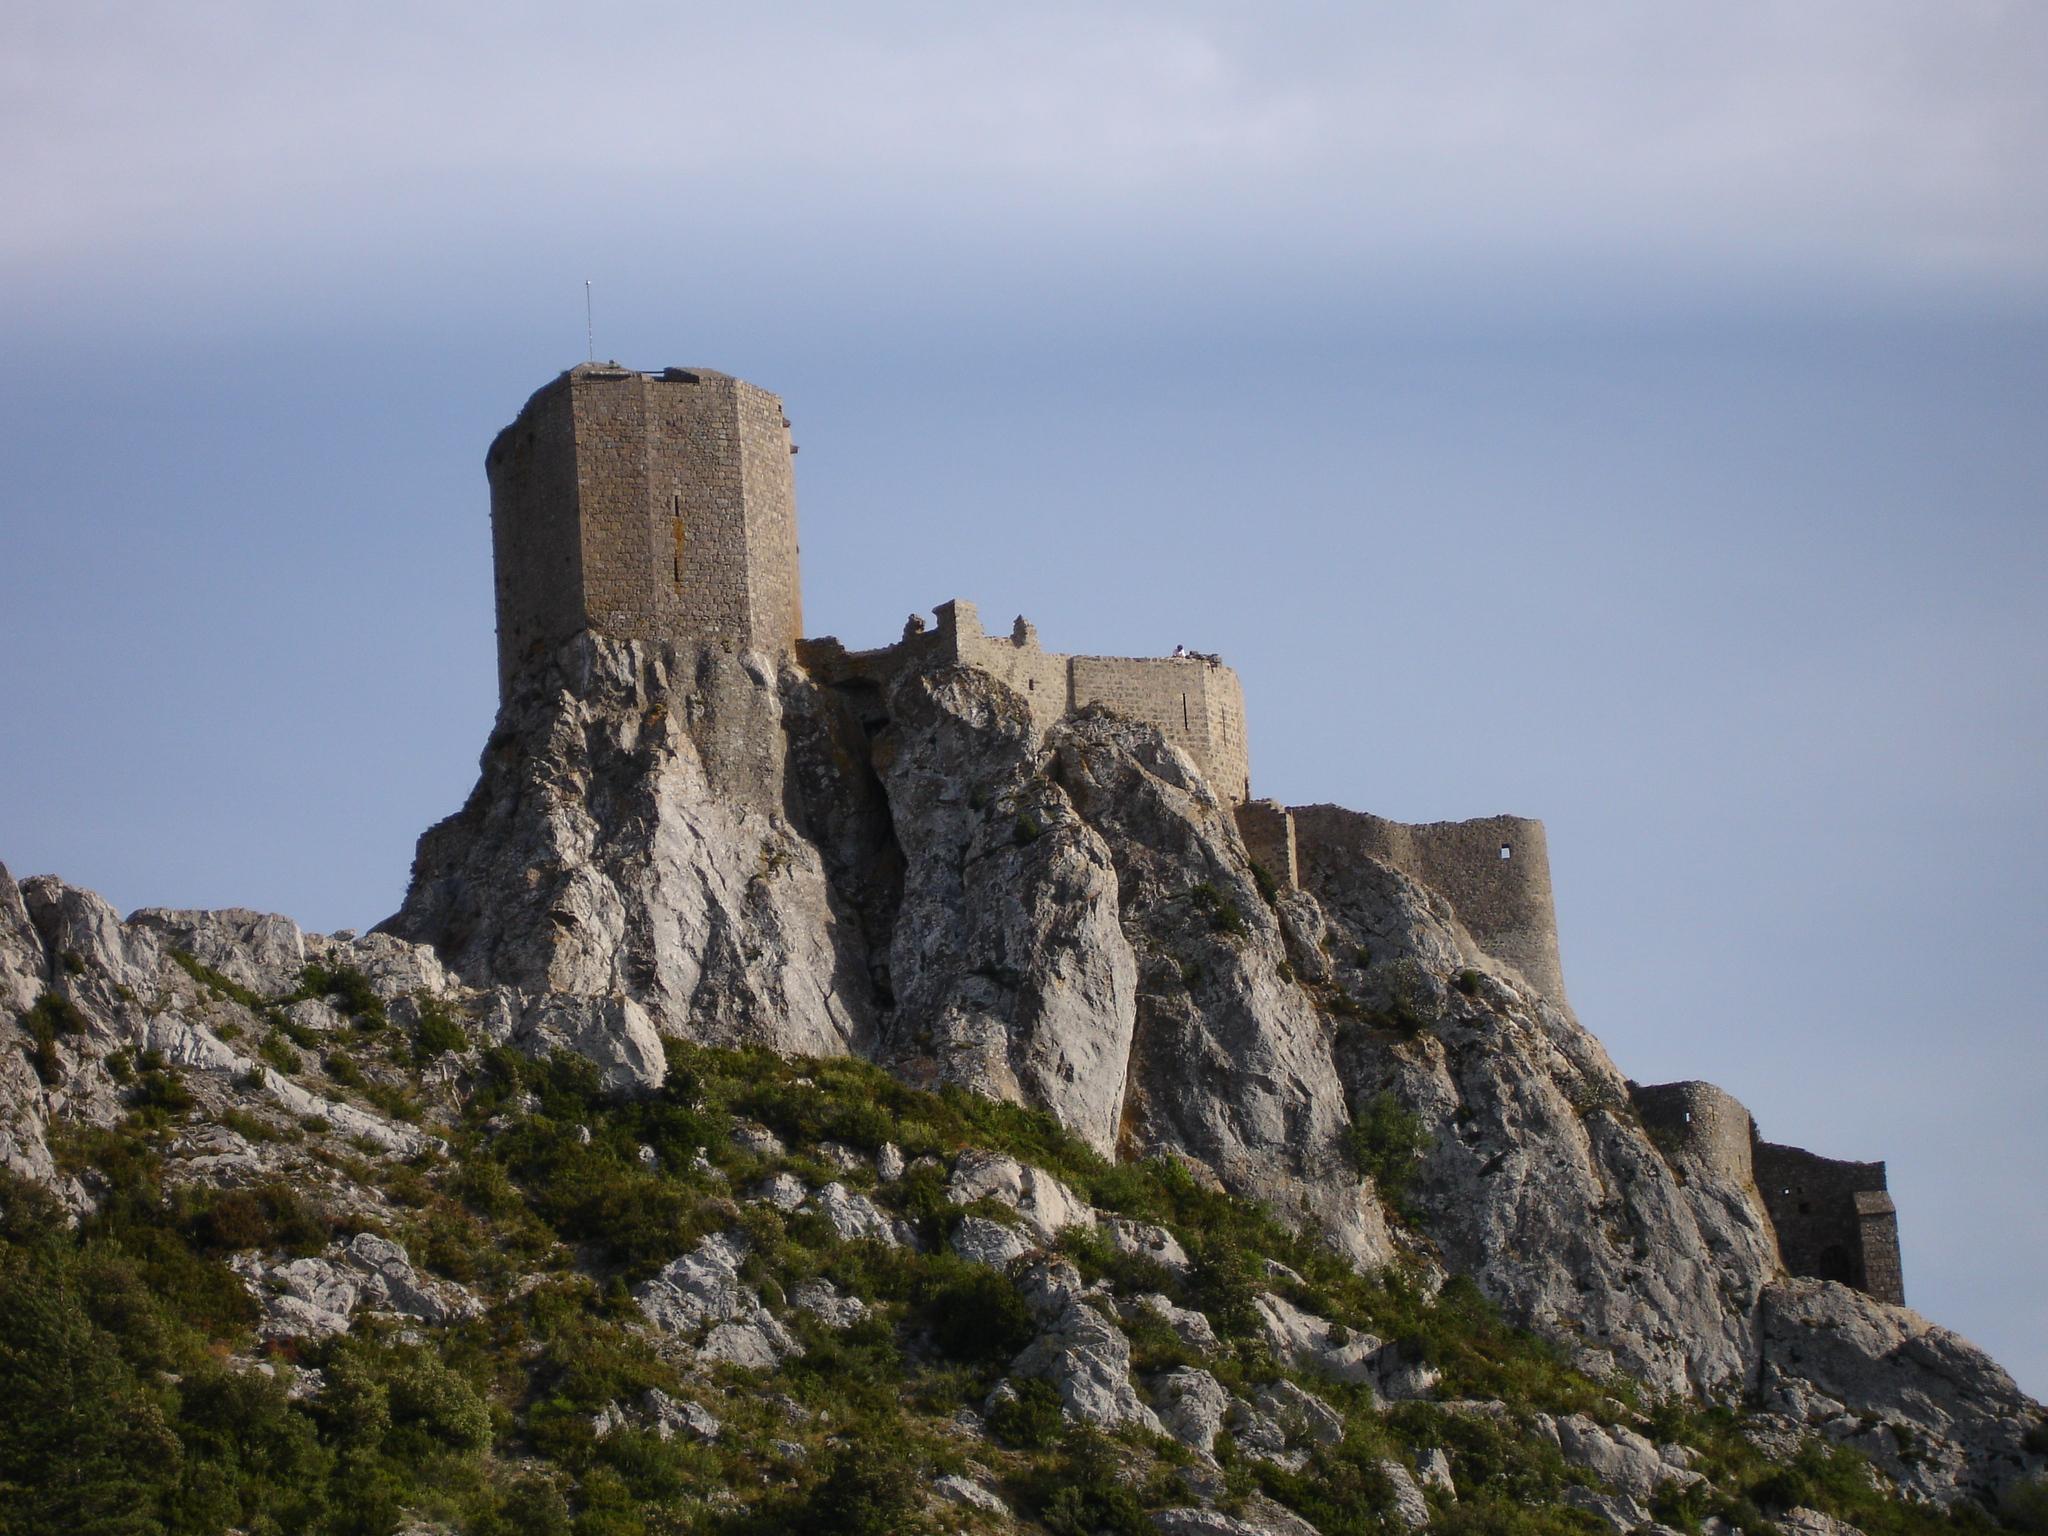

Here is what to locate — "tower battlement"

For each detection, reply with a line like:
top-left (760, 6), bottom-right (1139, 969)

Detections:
top-left (486, 362), bottom-right (802, 696)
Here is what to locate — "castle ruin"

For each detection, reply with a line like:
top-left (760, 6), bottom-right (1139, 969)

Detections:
top-left (1631, 1080), bottom-right (1905, 1304)
top-left (484, 359), bottom-right (1905, 1304)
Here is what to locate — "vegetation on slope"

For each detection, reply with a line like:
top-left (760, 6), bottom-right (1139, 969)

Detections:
top-left (0, 1016), bottom-right (2032, 1536)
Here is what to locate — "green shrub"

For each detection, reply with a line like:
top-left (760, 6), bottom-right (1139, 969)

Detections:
top-left (1368, 991), bottom-right (1431, 1038)
top-left (128, 1067), bottom-right (194, 1119)
top-left (1455, 968), bottom-right (1482, 996)
top-left (988, 1377), bottom-right (1066, 1449)
top-left (795, 1444), bottom-right (922, 1536)
top-left (21, 991), bottom-right (88, 1084)
top-left (295, 963), bottom-right (388, 1031)
top-left (168, 948), bottom-right (268, 1010)
top-left (259, 1030), bottom-right (301, 1075)
top-left (188, 1183), bottom-right (329, 1256)
top-left (412, 995), bottom-right (468, 1062)
top-left (0, 1240), bottom-right (183, 1534)
top-left (2003, 1475), bottom-right (2048, 1535)
top-left (918, 1259), bottom-right (1037, 1367)
top-left (1249, 861), bottom-right (1280, 904)
top-left (1344, 1093), bottom-right (1431, 1205)
top-left (1032, 1428), bottom-right (1152, 1536)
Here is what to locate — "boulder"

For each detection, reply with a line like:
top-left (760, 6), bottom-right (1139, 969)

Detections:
top-left (946, 1148), bottom-right (1094, 1243)
top-left (1011, 1296), bottom-right (1163, 1434)
top-left (1152, 1366), bottom-right (1232, 1455)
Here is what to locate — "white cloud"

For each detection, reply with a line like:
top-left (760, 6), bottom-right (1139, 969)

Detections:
top-left (4, 1), bottom-right (2045, 297)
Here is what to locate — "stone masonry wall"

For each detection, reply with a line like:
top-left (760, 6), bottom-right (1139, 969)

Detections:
top-left (1234, 800), bottom-right (1299, 891)
top-left (487, 377), bottom-right (587, 692)
top-left (941, 602), bottom-right (1072, 737)
top-left (1069, 654), bottom-right (1251, 805)
top-left (486, 363), bottom-right (803, 706)
top-left (1755, 1141), bottom-right (1904, 1304)
top-left (573, 369), bottom-right (663, 645)
top-left (735, 379), bottom-right (803, 650)
top-left (1289, 805), bottom-right (1569, 1009)
top-left (1630, 1080), bottom-right (1758, 1190)
top-left (641, 370), bottom-right (753, 649)
top-left (800, 600), bottom-right (1254, 806)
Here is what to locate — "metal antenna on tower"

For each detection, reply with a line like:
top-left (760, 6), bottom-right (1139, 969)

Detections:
top-left (584, 281), bottom-right (594, 361)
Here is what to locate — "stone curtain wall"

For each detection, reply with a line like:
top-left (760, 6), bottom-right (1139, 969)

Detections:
top-left (1755, 1142), bottom-right (1905, 1304)
top-left (487, 378), bottom-right (588, 693)
top-left (803, 602), bottom-right (1255, 806)
top-left (1290, 805), bottom-right (1569, 1009)
top-left (939, 603), bottom-right (1072, 737)
top-left (1069, 654), bottom-right (1252, 805)
top-left (1630, 1080), bottom-right (1759, 1190)
top-left (1233, 800), bottom-right (1299, 890)
top-left (734, 380), bottom-right (803, 651)
top-left (486, 364), bottom-right (805, 706)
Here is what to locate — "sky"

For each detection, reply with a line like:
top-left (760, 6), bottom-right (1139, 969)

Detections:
top-left (2, 2), bottom-right (2044, 1394)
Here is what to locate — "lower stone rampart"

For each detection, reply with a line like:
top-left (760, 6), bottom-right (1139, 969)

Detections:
top-left (1630, 1080), bottom-right (1758, 1189)
top-left (1289, 804), bottom-right (1569, 1009)
top-left (1233, 800), bottom-right (1299, 891)
top-left (1629, 1078), bottom-right (1906, 1306)
top-left (1755, 1141), bottom-right (1904, 1304)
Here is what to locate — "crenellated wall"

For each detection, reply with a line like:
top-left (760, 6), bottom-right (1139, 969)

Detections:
top-left (800, 599), bottom-right (1254, 805)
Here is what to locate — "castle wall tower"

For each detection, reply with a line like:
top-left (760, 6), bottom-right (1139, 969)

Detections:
top-left (486, 363), bottom-right (802, 697)
top-left (1289, 806), bottom-right (1571, 1010)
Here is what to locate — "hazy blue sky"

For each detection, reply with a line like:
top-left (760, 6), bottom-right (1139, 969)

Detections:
top-left (3, 4), bottom-right (2043, 1393)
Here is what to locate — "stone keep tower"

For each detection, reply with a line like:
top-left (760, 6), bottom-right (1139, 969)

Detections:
top-left (485, 362), bottom-right (803, 696)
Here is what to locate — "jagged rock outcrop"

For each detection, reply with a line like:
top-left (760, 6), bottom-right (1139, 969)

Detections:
top-left (1046, 708), bottom-right (1388, 1267)
top-left (5, 639), bottom-right (2042, 1518)
top-left (1299, 843), bottom-right (1778, 1396)
top-left (381, 636), bottom-right (871, 1057)
top-left (1757, 1277), bottom-right (2043, 1505)
top-left (871, 668), bottom-right (1137, 1155)
top-left (810, 659), bottom-right (1387, 1264)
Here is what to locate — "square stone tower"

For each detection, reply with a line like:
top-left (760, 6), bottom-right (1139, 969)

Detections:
top-left (485, 363), bottom-right (803, 696)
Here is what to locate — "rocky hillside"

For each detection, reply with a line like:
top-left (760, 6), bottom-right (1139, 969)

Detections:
top-left (2, 635), bottom-right (2042, 1536)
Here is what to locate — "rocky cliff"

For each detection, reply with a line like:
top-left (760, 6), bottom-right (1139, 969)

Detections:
top-left (2, 635), bottom-right (2040, 1535)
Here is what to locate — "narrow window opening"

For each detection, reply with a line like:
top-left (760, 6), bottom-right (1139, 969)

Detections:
top-left (1027, 678), bottom-right (1036, 692)
top-left (1182, 693), bottom-right (1190, 730)
top-left (1499, 842), bottom-right (1512, 860)
top-left (1682, 1111), bottom-right (1692, 1124)
top-left (670, 490), bottom-right (685, 593)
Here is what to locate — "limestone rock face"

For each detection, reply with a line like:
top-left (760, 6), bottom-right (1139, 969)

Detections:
top-left (380, 635), bottom-right (871, 1059)
top-left (1046, 709), bottom-right (1389, 1268)
top-left (1757, 1278), bottom-right (2045, 1505)
top-left (872, 667), bottom-right (1138, 1156)
top-left (7, 639), bottom-right (2042, 1518)
top-left (0, 862), bottom-right (50, 1016)
top-left (0, 862), bottom-right (55, 1185)
top-left (1011, 1294), bottom-right (1165, 1434)
top-left (1300, 848), bottom-right (1778, 1395)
